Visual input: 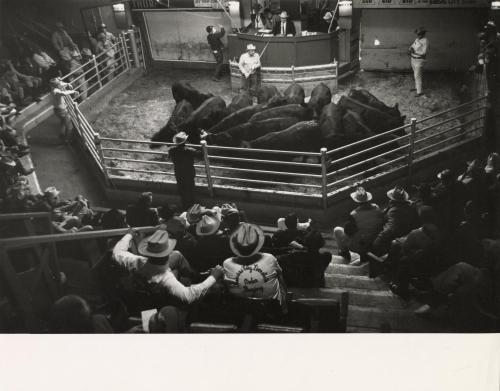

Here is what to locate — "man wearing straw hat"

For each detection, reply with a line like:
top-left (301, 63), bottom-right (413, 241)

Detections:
top-left (169, 131), bottom-right (200, 210)
top-left (223, 223), bottom-right (287, 311)
top-left (238, 43), bottom-right (261, 95)
top-left (113, 227), bottom-right (224, 304)
top-left (333, 187), bottom-right (384, 264)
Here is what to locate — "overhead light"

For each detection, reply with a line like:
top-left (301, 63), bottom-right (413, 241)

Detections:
top-left (492, 1), bottom-right (500, 8)
top-left (113, 3), bottom-right (125, 11)
top-left (374, 38), bottom-right (380, 46)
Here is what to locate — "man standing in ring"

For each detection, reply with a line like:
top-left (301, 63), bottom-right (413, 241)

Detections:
top-left (409, 27), bottom-right (428, 97)
top-left (206, 24), bottom-right (225, 82)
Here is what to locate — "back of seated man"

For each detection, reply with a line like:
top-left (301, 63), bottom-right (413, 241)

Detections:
top-left (223, 223), bottom-right (287, 311)
top-left (126, 191), bottom-right (159, 227)
top-left (272, 212), bottom-right (306, 249)
top-left (192, 214), bottom-right (232, 271)
top-left (112, 228), bottom-right (224, 305)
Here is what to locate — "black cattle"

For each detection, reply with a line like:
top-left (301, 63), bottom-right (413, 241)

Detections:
top-left (151, 99), bottom-right (193, 148)
top-left (227, 93), bottom-right (253, 114)
top-left (179, 96), bottom-right (227, 143)
top-left (338, 96), bottom-right (404, 134)
top-left (308, 83), bottom-right (332, 119)
top-left (244, 120), bottom-right (322, 152)
top-left (283, 83), bottom-right (305, 105)
top-left (208, 117), bottom-right (298, 146)
top-left (171, 81), bottom-right (213, 110)
top-left (248, 104), bottom-right (309, 123)
top-left (256, 85), bottom-right (280, 104)
top-left (318, 102), bottom-right (345, 148)
top-left (207, 104), bottom-right (266, 134)
top-left (348, 88), bottom-right (402, 119)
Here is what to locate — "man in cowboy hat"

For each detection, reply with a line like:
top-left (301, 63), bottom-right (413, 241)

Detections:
top-left (169, 131), bottom-right (200, 209)
top-left (372, 185), bottom-right (419, 255)
top-left (113, 228), bottom-right (224, 304)
top-left (319, 11), bottom-right (338, 34)
top-left (191, 212), bottom-right (232, 271)
top-left (223, 223), bottom-right (287, 311)
top-left (333, 186), bottom-right (383, 264)
top-left (238, 43), bottom-right (261, 95)
top-left (272, 10), bottom-right (296, 36)
top-left (206, 24), bottom-right (225, 82)
top-left (408, 27), bottom-right (428, 97)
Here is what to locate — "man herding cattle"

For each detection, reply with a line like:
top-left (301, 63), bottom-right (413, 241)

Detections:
top-left (169, 131), bottom-right (199, 209)
top-left (408, 27), bottom-right (428, 97)
top-left (206, 24), bottom-right (225, 82)
top-left (238, 44), bottom-right (261, 95)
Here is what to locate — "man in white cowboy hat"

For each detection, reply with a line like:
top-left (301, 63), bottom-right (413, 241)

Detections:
top-left (113, 228), bottom-right (224, 304)
top-left (272, 10), bottom-right (296, 36)
top-left (333, 186), bottom-right (383, 264)
top-left (319, 11), bottom-right (338, 33)
top-left (191, 213), bottom-right (232, 271)
top-left (408, 27), bottom-right (428, 97)
top-left (238, 43), bottom-right (261, 95)
top-left (372, 185), bottom-right (419, 255)
top-left (169, 131), bottom-right (199, 209)
top-left (223, 223), bottom-right (287, 310)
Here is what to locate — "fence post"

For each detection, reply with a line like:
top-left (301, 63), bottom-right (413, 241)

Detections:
top-left (136, 27), bottom-right (147, 72)
top-left (92, 55), bottom-right (102, 89)
top-left (201, 141), bottom-right (214, 197)
top-left (94, 133), bottom-right (110, 186)
top-left (333, 59), bottom-right (338, 91)
top-left (291, 65), bottom-right (295, 82)
top-left (320, 147), bottom-right (328, 210)
top-left (120, 32), bottom-right (131, 71)
top-left (128, 28), bottom-right (140, 68)
top-left (407, 118), bottom-right (417, 182)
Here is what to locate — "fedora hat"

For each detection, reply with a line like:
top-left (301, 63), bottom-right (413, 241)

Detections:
top-left (350, 186), bottom-right (372, 203)
top-left (0, 154), bottom-right (16, 168)
top-left (415, 27), bottom-right (426, 35)
top-left (44, 186), bottom-right (60, 198)
top-left (138, 229), bottom-right (177, 258)
top-left (173, 131), bottom-right (188, 145)
top-left (387, 185), bottom-right (409, 202)
top-left (323, 11), bottom-right (333, 20)
top-left (280, 11), bottom-right (288, 18)
top-left (166, 216), bottom-right (186, 237)
top-left (246, 43), bottom-right (256, 51)
top-left (230, 223), bottom-right (265, 257)
top-left (485, 152), bottom-right (500, 174)
top-left (196, 214), bottom-right (221, 236)
top-left (186, 204), bottom-right (205, 224)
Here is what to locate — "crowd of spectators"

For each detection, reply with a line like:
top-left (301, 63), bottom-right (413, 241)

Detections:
top-left (0, 20), bottom-right (119, 109)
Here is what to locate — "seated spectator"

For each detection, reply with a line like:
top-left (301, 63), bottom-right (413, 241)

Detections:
top-left (272, 212), bottom-right (307, 249)
top-left (432, 169), bottom-right (460, 234)
top-left (372, 185), bottom-right (419, 255)
top-left (98, 23), bottom-right (117, 44)
top-left (192, 213), bottom-right (232, 271)
top-left (333, 186), bottom-right (383, 263)
top-left (457, 159), bottom-right (486, 208)
top-left (126, 192), bottom-right (160, 227)
top-left (112, 228), bottom-right (223, 305)
top-left (2, 60), bottom-right (42, 102)
top-left (0, 104), bottom-right (30, 157)
top-left (50, 77), bottom-right (78, 143)
top-left (166, 216), bottom-right (197, 265)
top-left (52, 21), bottom-right (77, 74)
top-left (388, 206), bottom-right (442, 298)
top-left (0, 62), bottom-right (26, 106)
top-left (49, 294), bottom-right (113, 333)
top-left (223, 223), bottom-right (287, 311)
top-left (278, 225), bottom-right (331, 288)
top-left (32, 46), bottom-right (58, 85)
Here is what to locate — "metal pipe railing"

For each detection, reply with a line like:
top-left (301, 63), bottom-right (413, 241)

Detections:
top-left (210, 175), bottom-right (322, 189)
top-left (413, 116), bottom-right (485, 146)
top-left (415, 95), bottom-right (487, 124)
top-left (208, 155), bottom-right (322, 168)
top-left (414, 106), bottom-right (484, 135)
top-left (413, 127), bottom-right (482, 156)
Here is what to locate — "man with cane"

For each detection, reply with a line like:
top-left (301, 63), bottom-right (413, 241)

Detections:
top-left (238, 43), bottom-right (261, 95)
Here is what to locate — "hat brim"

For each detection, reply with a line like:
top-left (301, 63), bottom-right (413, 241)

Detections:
top-left (350, 192), bottom-right (372, 203)
top-left (137, 235), bottom-right (177, 258)
top-left (387, 190), bottom-right (409, 201)
top-left (229, 224), bottom-right (265, 257)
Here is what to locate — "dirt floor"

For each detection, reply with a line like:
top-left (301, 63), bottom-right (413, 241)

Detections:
top-left (92, 68), bottom-right (475, 194)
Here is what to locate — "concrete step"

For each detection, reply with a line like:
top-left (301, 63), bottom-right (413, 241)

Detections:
top-left (324, 274), bottom-right (387, 291)
top-left (326, 261), bottom-right (369, 276)
top-left (347, 305), bottom-right (448, 332)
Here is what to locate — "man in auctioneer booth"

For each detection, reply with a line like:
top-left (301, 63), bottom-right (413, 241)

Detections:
top-left (272, 11), bottom-right (296, 36)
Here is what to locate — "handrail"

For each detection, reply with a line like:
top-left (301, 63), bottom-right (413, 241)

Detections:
top-left (207, 155), bottom-right (322, 167)
top-left (0, 227), bottom-right (157, 249)
top-left (413, 116), bottom-right (484, 146)
top-left (415, 96), bottom-right (487, 124)
top-left (206, 144), bottom-right (321, 156)
top-left (207, 164), bottom-right (322, 179)
top-left (209, 175), bottom-right (322, 189)
top-left (414, 107), bottom-right (484, 135)
top-left (0, 212), bottom-right (51, 221)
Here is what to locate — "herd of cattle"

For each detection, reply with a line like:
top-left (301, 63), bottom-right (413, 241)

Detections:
top-left (151, 81), bottom-right (407, 155)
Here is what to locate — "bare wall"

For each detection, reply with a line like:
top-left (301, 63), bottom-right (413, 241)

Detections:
top-left (359, 9), bottom-right (487, 71)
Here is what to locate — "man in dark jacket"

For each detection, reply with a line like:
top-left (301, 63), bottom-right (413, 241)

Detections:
top-left (206, 24), bottom-right (225, 81)
top-left (272, 11), bottom-right (296, 36)
top-left (169, 132), bottom-right (199, 210)
top-left (126, 192), bottom-right (160, 228)
top-left (372, 186), bottom-right (419, 255)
